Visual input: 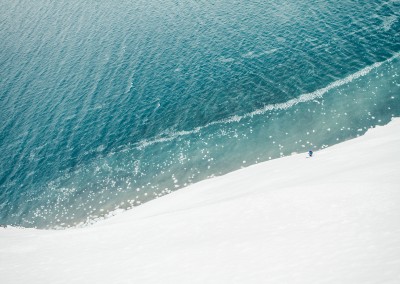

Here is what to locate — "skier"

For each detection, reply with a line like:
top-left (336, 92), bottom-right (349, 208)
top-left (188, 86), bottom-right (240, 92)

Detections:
top-left (308, 150), bottom-right (313, 157)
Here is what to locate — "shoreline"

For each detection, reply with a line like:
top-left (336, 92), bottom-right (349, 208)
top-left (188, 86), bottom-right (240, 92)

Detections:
top-left (1, 118), bottom-right (400, 283)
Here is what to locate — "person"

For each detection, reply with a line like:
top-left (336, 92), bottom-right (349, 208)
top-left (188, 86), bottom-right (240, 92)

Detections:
top-left (308, 150), bottom-right (313, 157)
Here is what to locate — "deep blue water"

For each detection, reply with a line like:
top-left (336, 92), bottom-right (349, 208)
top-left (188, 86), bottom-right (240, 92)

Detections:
top-left (0, 0), bottom-right (399, 228)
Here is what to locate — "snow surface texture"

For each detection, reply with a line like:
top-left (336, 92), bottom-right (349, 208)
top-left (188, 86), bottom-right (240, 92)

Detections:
top-left (1, 119), bottom-right (400, 284)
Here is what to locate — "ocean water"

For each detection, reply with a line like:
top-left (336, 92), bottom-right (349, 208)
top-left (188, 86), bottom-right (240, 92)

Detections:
top-left (0, 0), bottom-right (399, 228)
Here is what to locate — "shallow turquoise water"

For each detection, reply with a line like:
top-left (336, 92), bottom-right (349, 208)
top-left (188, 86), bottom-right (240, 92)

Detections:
top-left (0, 0), bottom-right (399, 228)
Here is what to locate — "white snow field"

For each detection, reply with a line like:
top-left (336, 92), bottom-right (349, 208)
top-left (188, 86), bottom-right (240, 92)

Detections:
top-left (1, 118), bottom-right (400, 284)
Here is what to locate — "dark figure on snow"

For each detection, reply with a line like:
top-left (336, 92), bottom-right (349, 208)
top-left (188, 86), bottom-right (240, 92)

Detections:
top-left (308, 150), bottom-right (313, 157)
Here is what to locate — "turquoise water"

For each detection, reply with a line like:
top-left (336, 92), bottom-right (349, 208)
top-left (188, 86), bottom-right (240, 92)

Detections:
top-left (0, 0), bottom-right (399, 228)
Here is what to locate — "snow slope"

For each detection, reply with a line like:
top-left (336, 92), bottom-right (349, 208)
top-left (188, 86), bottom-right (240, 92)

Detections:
top-left (1, 119), bottom-right (400, 284)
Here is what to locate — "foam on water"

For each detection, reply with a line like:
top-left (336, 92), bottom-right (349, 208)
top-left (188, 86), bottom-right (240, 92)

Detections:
top-left (136, 53), bottom-right (399, 150)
